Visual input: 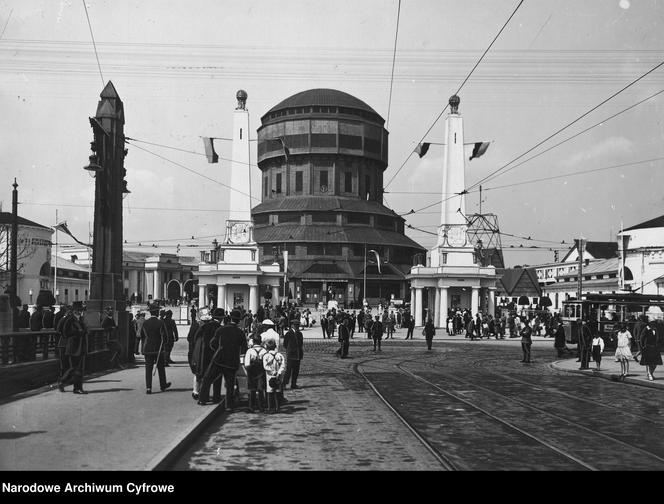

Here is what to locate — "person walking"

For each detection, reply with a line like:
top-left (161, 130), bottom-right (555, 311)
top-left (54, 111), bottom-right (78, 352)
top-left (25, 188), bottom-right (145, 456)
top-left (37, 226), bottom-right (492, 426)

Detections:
top-left (59, 302), bottom-right (89, 394)
top-left (553, 319), bottom-right (572, 358)
top-left (141, 305), bottom-right (171, 395)
top-left (262, 339), bottom-right (286, 414)
top-left (466, 316), bottom-right (476, 341)
top-left (405, 313), bottom-right (415, 340)
top-left (520, 321), bottom-right (533, 363)
top-left (579, 320), bottom-right (593, 370)
top-left (424, 317), bottom-right (435, 351)
top-left (336, 316), bottom-right (351, 358)
top-left (163, 310), bottom-right (178, 365)
top-left (193, 308), bottom-right (225, 404)
top-left (614, 323), bottom-right (633, 380)
top-left (134, 312), bottom-right (146, 355)
top-left (103, 307), bottom-right (124, 370)
top-left (371, 315), bottom-right (383, 352)
top-left (18, 304), bottom-right (30, 328)
top-left (591, 333), bottom-right (605, 370)
top-left (320, 314), bottom-right (328, 339)
top-left (54, 305), bottom-right (70, 390)
top-left (283, 317), bottom-right (305, 388)
top-left (200, 309), bottom-right (248, 410)
top-left (191, 309), bottom-right (223, 401)
top-left (639, 319), bottom-right (662, 381)
top-left (243, 333), bottom-right (267, 413)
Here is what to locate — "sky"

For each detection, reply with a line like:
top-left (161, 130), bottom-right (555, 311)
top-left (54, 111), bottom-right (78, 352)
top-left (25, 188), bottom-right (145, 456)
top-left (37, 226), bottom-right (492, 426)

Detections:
top-left (1, 0), bottom-right (663, 267)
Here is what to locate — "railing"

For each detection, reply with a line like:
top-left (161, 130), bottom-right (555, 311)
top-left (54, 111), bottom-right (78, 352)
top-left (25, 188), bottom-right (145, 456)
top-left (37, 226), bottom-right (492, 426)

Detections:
top-left (0, 328), bottom-right (109, 365)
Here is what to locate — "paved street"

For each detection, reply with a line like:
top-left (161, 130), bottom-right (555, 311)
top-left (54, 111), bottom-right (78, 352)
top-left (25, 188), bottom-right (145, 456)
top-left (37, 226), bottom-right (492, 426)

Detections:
top-left (2, 323), bottom-right (664, 471)
top-left (173, 326), bottom-right (664, 471)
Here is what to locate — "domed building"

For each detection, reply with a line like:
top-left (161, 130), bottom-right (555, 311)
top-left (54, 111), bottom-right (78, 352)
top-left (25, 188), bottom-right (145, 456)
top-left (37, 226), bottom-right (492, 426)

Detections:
top-left (252, 88), bottom-right (425, 307)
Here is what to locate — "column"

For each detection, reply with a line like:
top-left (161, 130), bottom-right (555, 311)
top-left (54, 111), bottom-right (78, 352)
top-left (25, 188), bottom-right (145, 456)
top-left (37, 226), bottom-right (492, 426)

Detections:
top-left (415, 287), bottom-right (423, 326)
top-left (272, 285), bottom-right (280, 307)
top-left (410, 286), bottom-right (416, 324)
top-left (198, 283), bottom-right (206, 307)
top-left (217, 283), bottom-right (226, 312)
top-left (488, 288), bottom-right (496, 317)
top-left (153, 270), bottom-right (161, 300)
top-left (434, 288), bottom-right (440, 327)
top-left (471, 287), bottom-right (479, 316)
top-left (439, 287), bottom-right (448, 328)
top-left (249, 284), bottom-right (258, 314)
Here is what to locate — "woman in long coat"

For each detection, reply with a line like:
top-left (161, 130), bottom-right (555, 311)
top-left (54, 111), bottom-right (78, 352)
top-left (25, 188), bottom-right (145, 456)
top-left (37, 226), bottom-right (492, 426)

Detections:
top-left (639, 321), bottom-right (662, 381)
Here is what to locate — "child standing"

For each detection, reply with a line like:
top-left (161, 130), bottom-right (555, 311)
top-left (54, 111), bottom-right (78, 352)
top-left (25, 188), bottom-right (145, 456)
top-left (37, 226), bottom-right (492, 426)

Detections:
top-left (614, 324), bottom-right (633, 380)
top-left (262, 339), bottom-right (285, 413)
top-left (591, 334), bottom-right (605, 370)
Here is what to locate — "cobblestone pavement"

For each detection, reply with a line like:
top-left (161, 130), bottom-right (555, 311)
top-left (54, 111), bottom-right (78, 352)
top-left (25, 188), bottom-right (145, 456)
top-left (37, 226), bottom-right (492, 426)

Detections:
top-left (174, 337), bottom-right (664, 471)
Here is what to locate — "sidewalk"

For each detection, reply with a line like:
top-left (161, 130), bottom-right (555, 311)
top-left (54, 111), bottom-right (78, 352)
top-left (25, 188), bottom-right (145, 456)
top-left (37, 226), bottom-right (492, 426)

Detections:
top-left (0, 338), bottom-right (225, 471)
top-left (550, 353), bottom-right (664, 390)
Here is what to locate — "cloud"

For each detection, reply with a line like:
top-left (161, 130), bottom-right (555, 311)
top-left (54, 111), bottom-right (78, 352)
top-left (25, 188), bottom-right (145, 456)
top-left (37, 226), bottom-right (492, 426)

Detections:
top-left (560, 136), bottom-right (634, 169)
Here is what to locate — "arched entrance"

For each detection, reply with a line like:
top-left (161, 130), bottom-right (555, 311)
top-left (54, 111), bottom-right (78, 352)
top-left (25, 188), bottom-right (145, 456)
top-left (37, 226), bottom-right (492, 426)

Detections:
top-left (166, 279), bottom-right (181, 304)
top-left (183, 279), bottom-right (197, 303)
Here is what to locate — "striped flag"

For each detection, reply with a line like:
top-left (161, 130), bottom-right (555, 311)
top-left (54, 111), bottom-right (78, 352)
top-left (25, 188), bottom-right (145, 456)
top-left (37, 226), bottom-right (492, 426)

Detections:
top-left (414, 142), bottom-right (431, 158)
top-left (368, 249), bottom-right (382, 274)
top-left (54, 221), bottom-right (91, 247)
top-left (201, 137), bottom-right (219, 163)
top-left (468, 141), bottom-right (490, 161)
top-left (278, 137), bottom-right (290, 161)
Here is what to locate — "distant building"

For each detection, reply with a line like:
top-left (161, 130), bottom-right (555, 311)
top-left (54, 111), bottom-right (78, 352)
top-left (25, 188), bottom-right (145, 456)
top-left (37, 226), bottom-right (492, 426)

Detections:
top-left (495, 267), bottom-right (541, 309)
top-left (619, 215), bottom-right (664, 295)
top-left (0, 212), bottom-right (53, 306)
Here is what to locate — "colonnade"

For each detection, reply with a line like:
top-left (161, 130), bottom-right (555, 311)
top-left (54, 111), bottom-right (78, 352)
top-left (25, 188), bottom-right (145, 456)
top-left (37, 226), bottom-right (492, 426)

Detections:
top-left (410, 285), bottom-right (496, 327)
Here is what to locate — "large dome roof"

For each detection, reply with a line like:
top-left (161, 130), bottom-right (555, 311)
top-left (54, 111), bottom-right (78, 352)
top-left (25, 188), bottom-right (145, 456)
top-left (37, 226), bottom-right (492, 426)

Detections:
top-left (264, 88), bottom-right (380, 117)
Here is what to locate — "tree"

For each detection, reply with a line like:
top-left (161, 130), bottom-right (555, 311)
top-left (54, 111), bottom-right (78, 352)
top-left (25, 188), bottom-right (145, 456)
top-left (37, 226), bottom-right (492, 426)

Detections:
top-left (0, 224), bottom-right (38, 294)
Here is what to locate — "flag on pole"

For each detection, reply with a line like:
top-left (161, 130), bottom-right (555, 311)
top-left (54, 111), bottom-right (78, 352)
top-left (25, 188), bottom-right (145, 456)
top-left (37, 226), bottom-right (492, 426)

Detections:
top-left (468, 141), bottom-right (490, 161)
top-left (54, 221), bottom-right (92, 248)
top-left (368, 249), bottom-right (382, 274)
top-left (414, 142), bottom-right (431, 158)
top-left (277, 137), bottom-right (290, 161)
top-left (201, 137), bottom-right (219, 163)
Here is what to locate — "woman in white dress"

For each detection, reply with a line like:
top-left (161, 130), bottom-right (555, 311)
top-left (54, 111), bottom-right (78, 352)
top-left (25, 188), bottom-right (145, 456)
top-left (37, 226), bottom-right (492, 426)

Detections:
top-left (614, 323), bottom-right (633, 380)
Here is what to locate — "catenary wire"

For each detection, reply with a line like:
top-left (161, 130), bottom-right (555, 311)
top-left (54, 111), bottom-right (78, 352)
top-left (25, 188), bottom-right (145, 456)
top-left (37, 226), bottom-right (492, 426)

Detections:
top-left (81, 0), bottom-right (104, 87)
top-left (383, 0), bottom-right (525, 190)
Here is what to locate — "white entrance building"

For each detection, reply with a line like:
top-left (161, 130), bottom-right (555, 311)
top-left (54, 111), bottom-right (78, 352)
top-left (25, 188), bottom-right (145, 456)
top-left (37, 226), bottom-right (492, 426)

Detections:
top-left (407, 95), bottom-right (496, 327)
top-left (194, 90), bottom-right (281, 313)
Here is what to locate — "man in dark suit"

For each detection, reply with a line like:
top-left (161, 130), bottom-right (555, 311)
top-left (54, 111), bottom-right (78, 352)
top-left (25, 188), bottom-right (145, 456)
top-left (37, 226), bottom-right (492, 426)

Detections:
top-left (371, 315), bottom-right (383, 352)
top-left (59, 302), bottom-right (88, 394)
top-left (141, 305), bottom-right (171, 394)
top-left (163, 310), bottom-right (178, 365)
top-left (336, 316), bottom-right (350, 359)
top-left (579, 320), bottom-right (593, 370)
top-left (199, 309), bottom-right (247, 410)
top-left (193, 308), bottom-right (224, 402)
top-left (283, 318), bottom-right (305, 388)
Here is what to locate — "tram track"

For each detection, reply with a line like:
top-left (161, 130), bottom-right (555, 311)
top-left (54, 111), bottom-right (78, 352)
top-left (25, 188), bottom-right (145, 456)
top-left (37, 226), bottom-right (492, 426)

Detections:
top-left (447, 356), bottom-right (664, 429)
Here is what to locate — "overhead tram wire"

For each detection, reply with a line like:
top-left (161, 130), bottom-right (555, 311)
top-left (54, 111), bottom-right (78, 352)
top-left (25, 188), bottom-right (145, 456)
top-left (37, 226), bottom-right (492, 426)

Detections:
top-left (125, 136), bottom-right (254, 166)
top-left (126, 141), bottom-right (260, 202)
top-left (396, 89), bottom-right (664, 216)
top-left (389, 87), bottom-right (664, 199)
top-left (476, 87), bottom-right (664, 187)
top-left (385, 0), bottom-right (401, 131)
top-left (81, 0), bottom-right (104, 87)
top-left (383, 0), bottom-right (525, 191)
top-left (466, 58), bottom-right (664, 192)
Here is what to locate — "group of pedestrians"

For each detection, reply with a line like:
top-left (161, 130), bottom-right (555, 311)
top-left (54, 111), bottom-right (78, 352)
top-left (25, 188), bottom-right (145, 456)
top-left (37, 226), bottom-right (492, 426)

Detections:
top-left (186, 307), bottom-right (304, 414)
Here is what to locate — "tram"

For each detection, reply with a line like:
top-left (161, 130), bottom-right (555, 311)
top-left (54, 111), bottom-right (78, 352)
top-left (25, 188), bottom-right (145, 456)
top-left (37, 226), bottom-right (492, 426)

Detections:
top-left (561, 293), bottom-right (664, 347)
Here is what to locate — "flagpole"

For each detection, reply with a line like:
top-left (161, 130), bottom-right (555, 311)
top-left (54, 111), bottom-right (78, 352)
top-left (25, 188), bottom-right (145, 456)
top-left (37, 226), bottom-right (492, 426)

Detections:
top-left (54, 209), bottom-right (58, 302)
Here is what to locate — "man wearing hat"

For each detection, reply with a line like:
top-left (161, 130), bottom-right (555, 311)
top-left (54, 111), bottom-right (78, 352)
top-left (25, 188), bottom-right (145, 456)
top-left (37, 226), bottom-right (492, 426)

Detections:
top-left (259, 318), bottom-right (280, 349)
top-left (283, 317), bottom-right (304, 390)
top-left (141, 304), bottom-right (171, 394)
top-left (199, 308), bottom-right (248, 410)
top-left (193, 308), bottom-right (224, 403)
top-left (59, 301), bottom-right (89, 394)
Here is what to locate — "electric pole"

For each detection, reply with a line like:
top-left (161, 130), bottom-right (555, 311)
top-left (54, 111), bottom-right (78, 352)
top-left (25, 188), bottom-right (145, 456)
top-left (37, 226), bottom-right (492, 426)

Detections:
top-left (10, 178), bottom-right (18, 331)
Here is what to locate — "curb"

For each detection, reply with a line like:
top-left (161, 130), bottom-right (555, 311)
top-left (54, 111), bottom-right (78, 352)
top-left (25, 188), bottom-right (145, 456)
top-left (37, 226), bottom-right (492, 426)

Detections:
top-left (549, 361), bottom-right (664, 390)
top-left (147, 401), bottom-right (226, 471)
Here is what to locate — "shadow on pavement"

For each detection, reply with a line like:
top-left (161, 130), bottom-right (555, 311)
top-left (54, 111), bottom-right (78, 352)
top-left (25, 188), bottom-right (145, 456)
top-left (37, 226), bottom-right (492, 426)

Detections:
top-left (0, 430), bottom-right (48, 439)
top-left (85, 388), bottom-right (134, 394)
